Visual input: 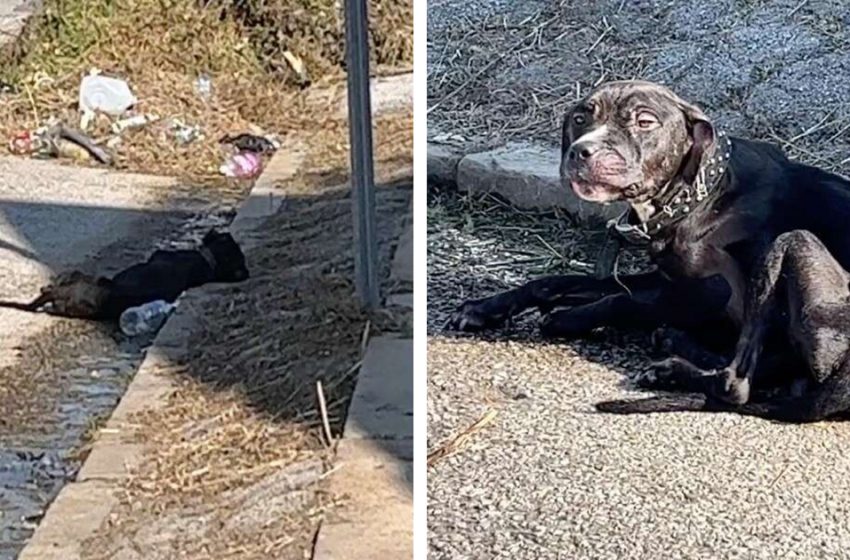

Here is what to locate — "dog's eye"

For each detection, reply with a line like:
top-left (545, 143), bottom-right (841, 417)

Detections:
top-left (573, 114), bottom-right (587, 126)
top-left (636, 112), bottom-right (659, 129)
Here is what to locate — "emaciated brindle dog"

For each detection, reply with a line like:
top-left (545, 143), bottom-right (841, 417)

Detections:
top-left (447, 80), bottom-right (850, 423)
top-left (0, 228), bottom-right (249, 322)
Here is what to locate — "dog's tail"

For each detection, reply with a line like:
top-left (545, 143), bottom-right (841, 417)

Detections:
top-left (595, 395), bottom-right (706, 415)
top-left (597, 374), bottom-right (850, 423)
top-left (0, 292), bottom-right (50, 313)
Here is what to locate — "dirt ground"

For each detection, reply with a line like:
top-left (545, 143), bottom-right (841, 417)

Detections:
top-left (0, 0), bottom-right (413, 181)
top-left (428, 0), bottom-right (850, 175)
top-left (79, 113), bottom-right (412, 559)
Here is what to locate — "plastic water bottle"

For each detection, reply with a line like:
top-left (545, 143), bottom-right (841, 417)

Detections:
top-left (119, 300), bottom-right (175, 337)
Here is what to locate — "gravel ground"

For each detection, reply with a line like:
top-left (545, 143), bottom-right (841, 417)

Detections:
top-left (427, 192), bottom-right (850, 559)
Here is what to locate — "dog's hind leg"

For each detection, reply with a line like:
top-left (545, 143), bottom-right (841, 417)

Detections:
top-left (712, 362), bottom-right (850, 422)
top-left (707, 230), bottom-right (850, 405)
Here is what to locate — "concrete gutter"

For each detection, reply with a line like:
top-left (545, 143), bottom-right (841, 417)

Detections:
top-left (17, 140), bottom-right (306, 559)
top-left (0, 0), bottom-right (36, 47)
top-left (312, 217), bottom-right (413, 560)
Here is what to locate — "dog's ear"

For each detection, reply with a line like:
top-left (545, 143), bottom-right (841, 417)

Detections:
top-left (677, 98), bottom-right (714, 152)
top-left (674, 96), bottom-right (715, 181)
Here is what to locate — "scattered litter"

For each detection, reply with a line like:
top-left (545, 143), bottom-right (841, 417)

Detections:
top-left (8, 131), bottom-right (34, 155)
top-left (195, 74), bottom-right (212, 101)
top-left (79, 74), bottom-right (137, 129)
top-left (119, 300), bottom-right (176, 337)
top-left (32, 122), bottom-right (113, 165)
top-left (220, 133), bottom-right (278, 154)
top-left (9, 121), bottom-right (113, 164)
top-left (112, 113), bottom-right (159, 134)
top-left (52, 139), bottom-right (94, 162)
top-left (219, 152), bottom-right (263, 178)
top-left (169, 118), bottom-right (204, 145)
top-left (283, 50), bottom-right (309, 84)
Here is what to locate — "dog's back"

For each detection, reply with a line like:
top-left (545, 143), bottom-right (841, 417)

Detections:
top-left (0, 228), bottom-right (249, 322)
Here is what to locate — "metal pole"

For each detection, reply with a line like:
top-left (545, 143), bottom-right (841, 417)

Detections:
top-left (345, 0), bottom-right (380, 309)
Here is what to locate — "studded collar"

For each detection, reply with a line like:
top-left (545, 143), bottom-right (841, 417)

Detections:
top-left (609, 131), bottom-right (733, 245)
top-left (593, 132), bottom-right (733, 279)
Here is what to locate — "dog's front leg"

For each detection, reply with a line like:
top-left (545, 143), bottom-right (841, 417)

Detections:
top-left (447, 271), bottom-right (666, 332)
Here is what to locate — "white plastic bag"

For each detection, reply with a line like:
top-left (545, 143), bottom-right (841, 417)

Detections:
top-left (79, 75), bottom-right (137, 117)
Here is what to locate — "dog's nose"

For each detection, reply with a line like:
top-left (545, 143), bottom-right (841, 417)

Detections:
top-left (568, 142), bottom-right (598, 162)
top-left (569, 143), bottom-right (599, 161)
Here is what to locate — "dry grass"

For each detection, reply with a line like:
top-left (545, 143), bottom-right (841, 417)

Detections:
top-left (427, 408), bottom-right (498, 467)
top-left (83, 112), bottom-right (413, 559)
top-left (0, 0), bottom-right (412, 181)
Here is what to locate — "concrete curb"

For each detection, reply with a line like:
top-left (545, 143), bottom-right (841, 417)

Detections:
top-left (428, 141), bottom-right (626, 227)
top-left (0, 0), bottom-right (34, 47)
top-left (17, 142), bottom-right (305, 560)
top-left (312, 216), bottom-right (413, 560)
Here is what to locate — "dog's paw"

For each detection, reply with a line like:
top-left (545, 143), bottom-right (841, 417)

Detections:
top-left (634, 357), bottom-right (687, 389)
top-left (444, 299), bottom-right (506, 332)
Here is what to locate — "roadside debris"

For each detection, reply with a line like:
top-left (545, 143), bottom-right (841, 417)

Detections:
top-left (112, 113), bottom-right (159, 134)
top-left (119, 300), bottom-right (176, 337)
top-left (79, 73), bottom-right (137, 129)
top-left (283, 50), bottom-right (309, 85)
top-left (219, 152), bottom-right (263, 178)
top-left (220, 133), bottom-right (278, 154)
top-left (10, 122), bottom-right (113, 165)
top-left (169, 118), bottom-right (204, 145)
top-left (39, 122), bottom-right (113, 165)
top-left (8, 131), bottom-right (34, 155)
top-left (194, 73), bottom-right (212, 101)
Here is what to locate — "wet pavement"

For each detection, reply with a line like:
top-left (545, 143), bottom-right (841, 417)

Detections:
top-left (0, 349), bottom-right (142, 559)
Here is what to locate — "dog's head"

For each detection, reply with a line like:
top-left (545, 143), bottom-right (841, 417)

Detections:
top-left (202, 229), bottom-right (249, 282)
top-left (560, 80), bottom-right (715, 204)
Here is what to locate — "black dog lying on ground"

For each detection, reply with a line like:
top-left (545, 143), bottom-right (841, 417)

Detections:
top-left (447, 80), bottom-right (850, 422)
top-left (0, 229), bottom-right (248, 320)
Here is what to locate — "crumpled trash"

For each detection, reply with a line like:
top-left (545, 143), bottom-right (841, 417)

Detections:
top-left (79, 73), bottom-right (137, 129)
top-left (219, 133), bottom-right (278, 154)
top-left (220, 152), bottom-right (263, 178)
top-left (8, 131), bottom-right (34, 155)
top-left (33, 121), bottom-right (113, 165)
top-left (283, 51), bottom-right (309, 85)
top-left (169, 118), bottom-right (204, 145)
top-left (195, 74), bottom-right (212, 101)
top-left (112, 113), bottom-right (159, 134)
